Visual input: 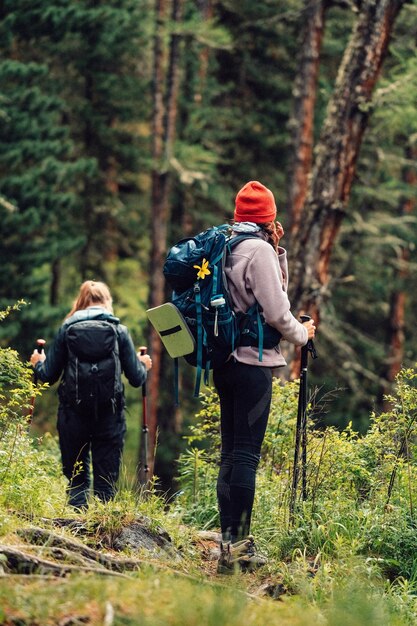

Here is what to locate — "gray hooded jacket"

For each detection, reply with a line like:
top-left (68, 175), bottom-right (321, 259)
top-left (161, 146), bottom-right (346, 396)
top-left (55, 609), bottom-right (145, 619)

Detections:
top-left (226, 231), bottom-right (308, 367)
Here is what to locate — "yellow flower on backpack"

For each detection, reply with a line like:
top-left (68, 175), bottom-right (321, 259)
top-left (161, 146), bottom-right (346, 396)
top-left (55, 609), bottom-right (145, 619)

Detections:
top-left (194, 258), bottom-right (211, 280)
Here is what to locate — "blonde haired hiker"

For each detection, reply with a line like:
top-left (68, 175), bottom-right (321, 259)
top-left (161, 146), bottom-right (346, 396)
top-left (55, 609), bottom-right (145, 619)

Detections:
top-left (31, 280), bottom-right (152, 509)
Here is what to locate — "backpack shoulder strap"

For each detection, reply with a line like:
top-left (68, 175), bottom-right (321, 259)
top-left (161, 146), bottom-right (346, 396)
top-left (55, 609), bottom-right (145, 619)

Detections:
top-left (225, 234), bottom-right (273, 363)
top-left (227, 233), bottom-right (261, 252)
top-left (64, 318), bottom-right (120, 361)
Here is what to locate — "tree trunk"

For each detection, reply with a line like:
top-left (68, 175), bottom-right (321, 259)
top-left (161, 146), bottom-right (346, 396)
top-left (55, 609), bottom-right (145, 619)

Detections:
top-left (50, 258), bottom-right (60, 307)
top-left (195, 0), bottom-right (213, 103)
top-left (380, 143), bottom-right (417, 408)
top-left (286, 0), bottom-right (327, 379)
top-left (143, 0), bottom-right (183, 484)
top-left (288, 0), bottom-right (406, 326)
top-left (286, 0), bottom-right (327, 236)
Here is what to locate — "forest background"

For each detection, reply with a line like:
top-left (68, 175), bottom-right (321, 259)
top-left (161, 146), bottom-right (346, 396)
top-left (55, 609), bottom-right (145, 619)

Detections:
top-left (1, 0), bottom-right (417, 492)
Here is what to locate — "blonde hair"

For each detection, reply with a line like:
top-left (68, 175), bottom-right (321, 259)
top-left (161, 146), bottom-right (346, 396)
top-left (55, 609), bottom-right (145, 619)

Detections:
top-left (66, 281), bottom-right (113, 319)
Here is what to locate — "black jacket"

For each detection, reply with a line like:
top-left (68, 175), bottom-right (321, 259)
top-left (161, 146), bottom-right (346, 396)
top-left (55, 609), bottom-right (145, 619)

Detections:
top-left (35, 306), bottom-right (147, 392)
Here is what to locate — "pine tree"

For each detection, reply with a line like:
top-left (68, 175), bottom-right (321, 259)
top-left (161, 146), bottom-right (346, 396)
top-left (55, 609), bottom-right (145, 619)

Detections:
top-left (31, 0), bottom-right (150, 277)
top-left (212, 0), bottom-right (304, 204)
top-left (0, 57), bottom-right (88, 352)
top-left (0, 0), bottom-right (150, 352)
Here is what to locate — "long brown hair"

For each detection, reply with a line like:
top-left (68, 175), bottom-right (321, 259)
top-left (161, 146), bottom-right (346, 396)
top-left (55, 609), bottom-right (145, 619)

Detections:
top-left (65, 281), bottom-right (113, 319)
top-left (259, 221), bottom-right (282, 253)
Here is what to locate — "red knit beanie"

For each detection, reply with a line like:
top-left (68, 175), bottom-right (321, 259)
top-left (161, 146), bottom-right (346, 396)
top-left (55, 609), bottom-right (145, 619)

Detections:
top-left (234, 180), bottom-right (277, 224)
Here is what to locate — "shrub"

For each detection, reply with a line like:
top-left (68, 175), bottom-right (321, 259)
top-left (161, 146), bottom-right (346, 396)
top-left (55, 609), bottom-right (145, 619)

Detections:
top-left (0, 304), bottom-right (66, 520)
top-left (175, 367), bottom-right (417, 581)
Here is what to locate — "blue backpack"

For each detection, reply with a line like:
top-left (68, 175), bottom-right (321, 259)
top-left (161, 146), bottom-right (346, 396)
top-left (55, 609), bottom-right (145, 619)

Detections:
top-left (163, 224), bottom-right (281, 398)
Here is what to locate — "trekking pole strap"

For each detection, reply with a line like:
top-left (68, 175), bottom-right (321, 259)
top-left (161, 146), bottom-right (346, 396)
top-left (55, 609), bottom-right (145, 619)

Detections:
top-left (308, 341), bottom-right (318, 359)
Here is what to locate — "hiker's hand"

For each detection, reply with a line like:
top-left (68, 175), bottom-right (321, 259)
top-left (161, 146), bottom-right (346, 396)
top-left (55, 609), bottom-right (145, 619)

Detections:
top-left (30, 350), bottom-right (46, 367)
top-left (138, 353), bottom-right (152, 371)
top-left (303, 319), bottom-right (316, 339)
top-left (275, 220), bottom-right (284, 240)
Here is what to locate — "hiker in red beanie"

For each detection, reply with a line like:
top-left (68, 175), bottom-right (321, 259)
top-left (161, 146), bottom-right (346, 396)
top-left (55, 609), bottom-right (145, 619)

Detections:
top-left (214, 180), bottom-right (315, 574)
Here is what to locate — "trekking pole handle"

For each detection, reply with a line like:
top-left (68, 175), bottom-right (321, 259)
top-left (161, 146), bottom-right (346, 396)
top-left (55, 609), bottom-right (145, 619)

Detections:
top-left (32, 339), bottom-right (46, 388)
top-left (36, 338), bottom-right (46, 353)
top-left (300, 315), bottom-right (318, 360)
top-left (139, 346), bottom-right (147, 396)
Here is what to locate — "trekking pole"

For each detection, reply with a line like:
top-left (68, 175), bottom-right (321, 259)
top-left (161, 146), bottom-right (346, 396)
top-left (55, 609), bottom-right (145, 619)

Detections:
top-left (300, 315), bottom-right (317, 501)
top-left (28, 338), bottom-right (46, 422)
top-left (289, 348), bottom-right (306, 521)
top-left (386, 413), bottom-right (417, 508)
top-left (289, 316), bottom-right (317, 521)
top-left (139, 346), bottom-right (150, 486)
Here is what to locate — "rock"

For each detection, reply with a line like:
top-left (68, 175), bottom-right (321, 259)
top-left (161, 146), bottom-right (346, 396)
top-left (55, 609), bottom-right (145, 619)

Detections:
top-left (111, 518), bottom-right (181, 561)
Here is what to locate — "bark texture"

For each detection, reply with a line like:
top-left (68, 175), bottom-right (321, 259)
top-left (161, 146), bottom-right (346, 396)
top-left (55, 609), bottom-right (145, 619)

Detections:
top-left (288, 0), bottom-right (406, 326)
top-left (287, 0), bottom-right (327, 236)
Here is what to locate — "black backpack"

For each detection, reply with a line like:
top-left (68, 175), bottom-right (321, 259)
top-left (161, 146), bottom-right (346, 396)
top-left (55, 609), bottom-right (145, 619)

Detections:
top-left (61, 319), bottom-right (122, 414)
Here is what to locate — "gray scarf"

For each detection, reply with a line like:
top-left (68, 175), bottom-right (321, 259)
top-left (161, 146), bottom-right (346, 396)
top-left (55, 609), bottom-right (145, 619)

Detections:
top-left (232, 221), bottom-right (261, 233)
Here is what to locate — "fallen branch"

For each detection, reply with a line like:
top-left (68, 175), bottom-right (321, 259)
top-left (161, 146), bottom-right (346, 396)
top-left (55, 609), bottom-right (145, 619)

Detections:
top-left (17, 526), bottom-right (142, 572)
top-left (0, 544), bottom-right (129, 578)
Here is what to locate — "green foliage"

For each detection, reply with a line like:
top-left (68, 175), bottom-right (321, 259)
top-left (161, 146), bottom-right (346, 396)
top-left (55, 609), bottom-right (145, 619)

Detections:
top-left (0, 302), bottom-right (37, 429)
top-left (175, 446), bottom-right (219, 528)
top-left (0, 0), bottom-right (150, 356)
top-left (1, 0), bottom-right (417, 534)
top-left (184, 388), bottom-right (221, 456)
top-left (1, 0), bottom-right (416, 471)
top-left (0, 429), bottom-right (66, 517)
top-left (2, 315), bottom-right (417, 623)
top-left (173, 390), bottom-right (220, 527)
top-left (0, 306), bottom-right (66, 517)
top-left (0, 55), bottom-right (88, 352)
top-left (0, 573), bottom-right (329, 626)
top-left (176, 369), bottom-right (417, 587)
top-left (0, 300), bottom-right (26, 323)
top-left (1, 2), bottom-right (417, 621)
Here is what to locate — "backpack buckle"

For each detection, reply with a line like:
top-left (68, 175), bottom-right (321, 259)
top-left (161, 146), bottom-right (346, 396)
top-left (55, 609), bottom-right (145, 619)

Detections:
top-left (210, 295), bottom-right (226, 308)
top-left (210, 295), bottom-right (226, 337)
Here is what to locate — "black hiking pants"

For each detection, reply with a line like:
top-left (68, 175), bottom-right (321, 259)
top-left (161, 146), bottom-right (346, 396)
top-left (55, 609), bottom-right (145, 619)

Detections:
top-left (213, 360), bottom-right (272, 542)
top-left (57, 405), bottom-right (126, 509)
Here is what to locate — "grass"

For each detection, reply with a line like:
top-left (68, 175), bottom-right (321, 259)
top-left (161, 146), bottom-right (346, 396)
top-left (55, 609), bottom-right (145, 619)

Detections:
top-left (2, 340), bottom-right (417, 624)
top-left (0, 563), bottom-right (413, 626)
top-left (1, 466), bottom-right (417, 625)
